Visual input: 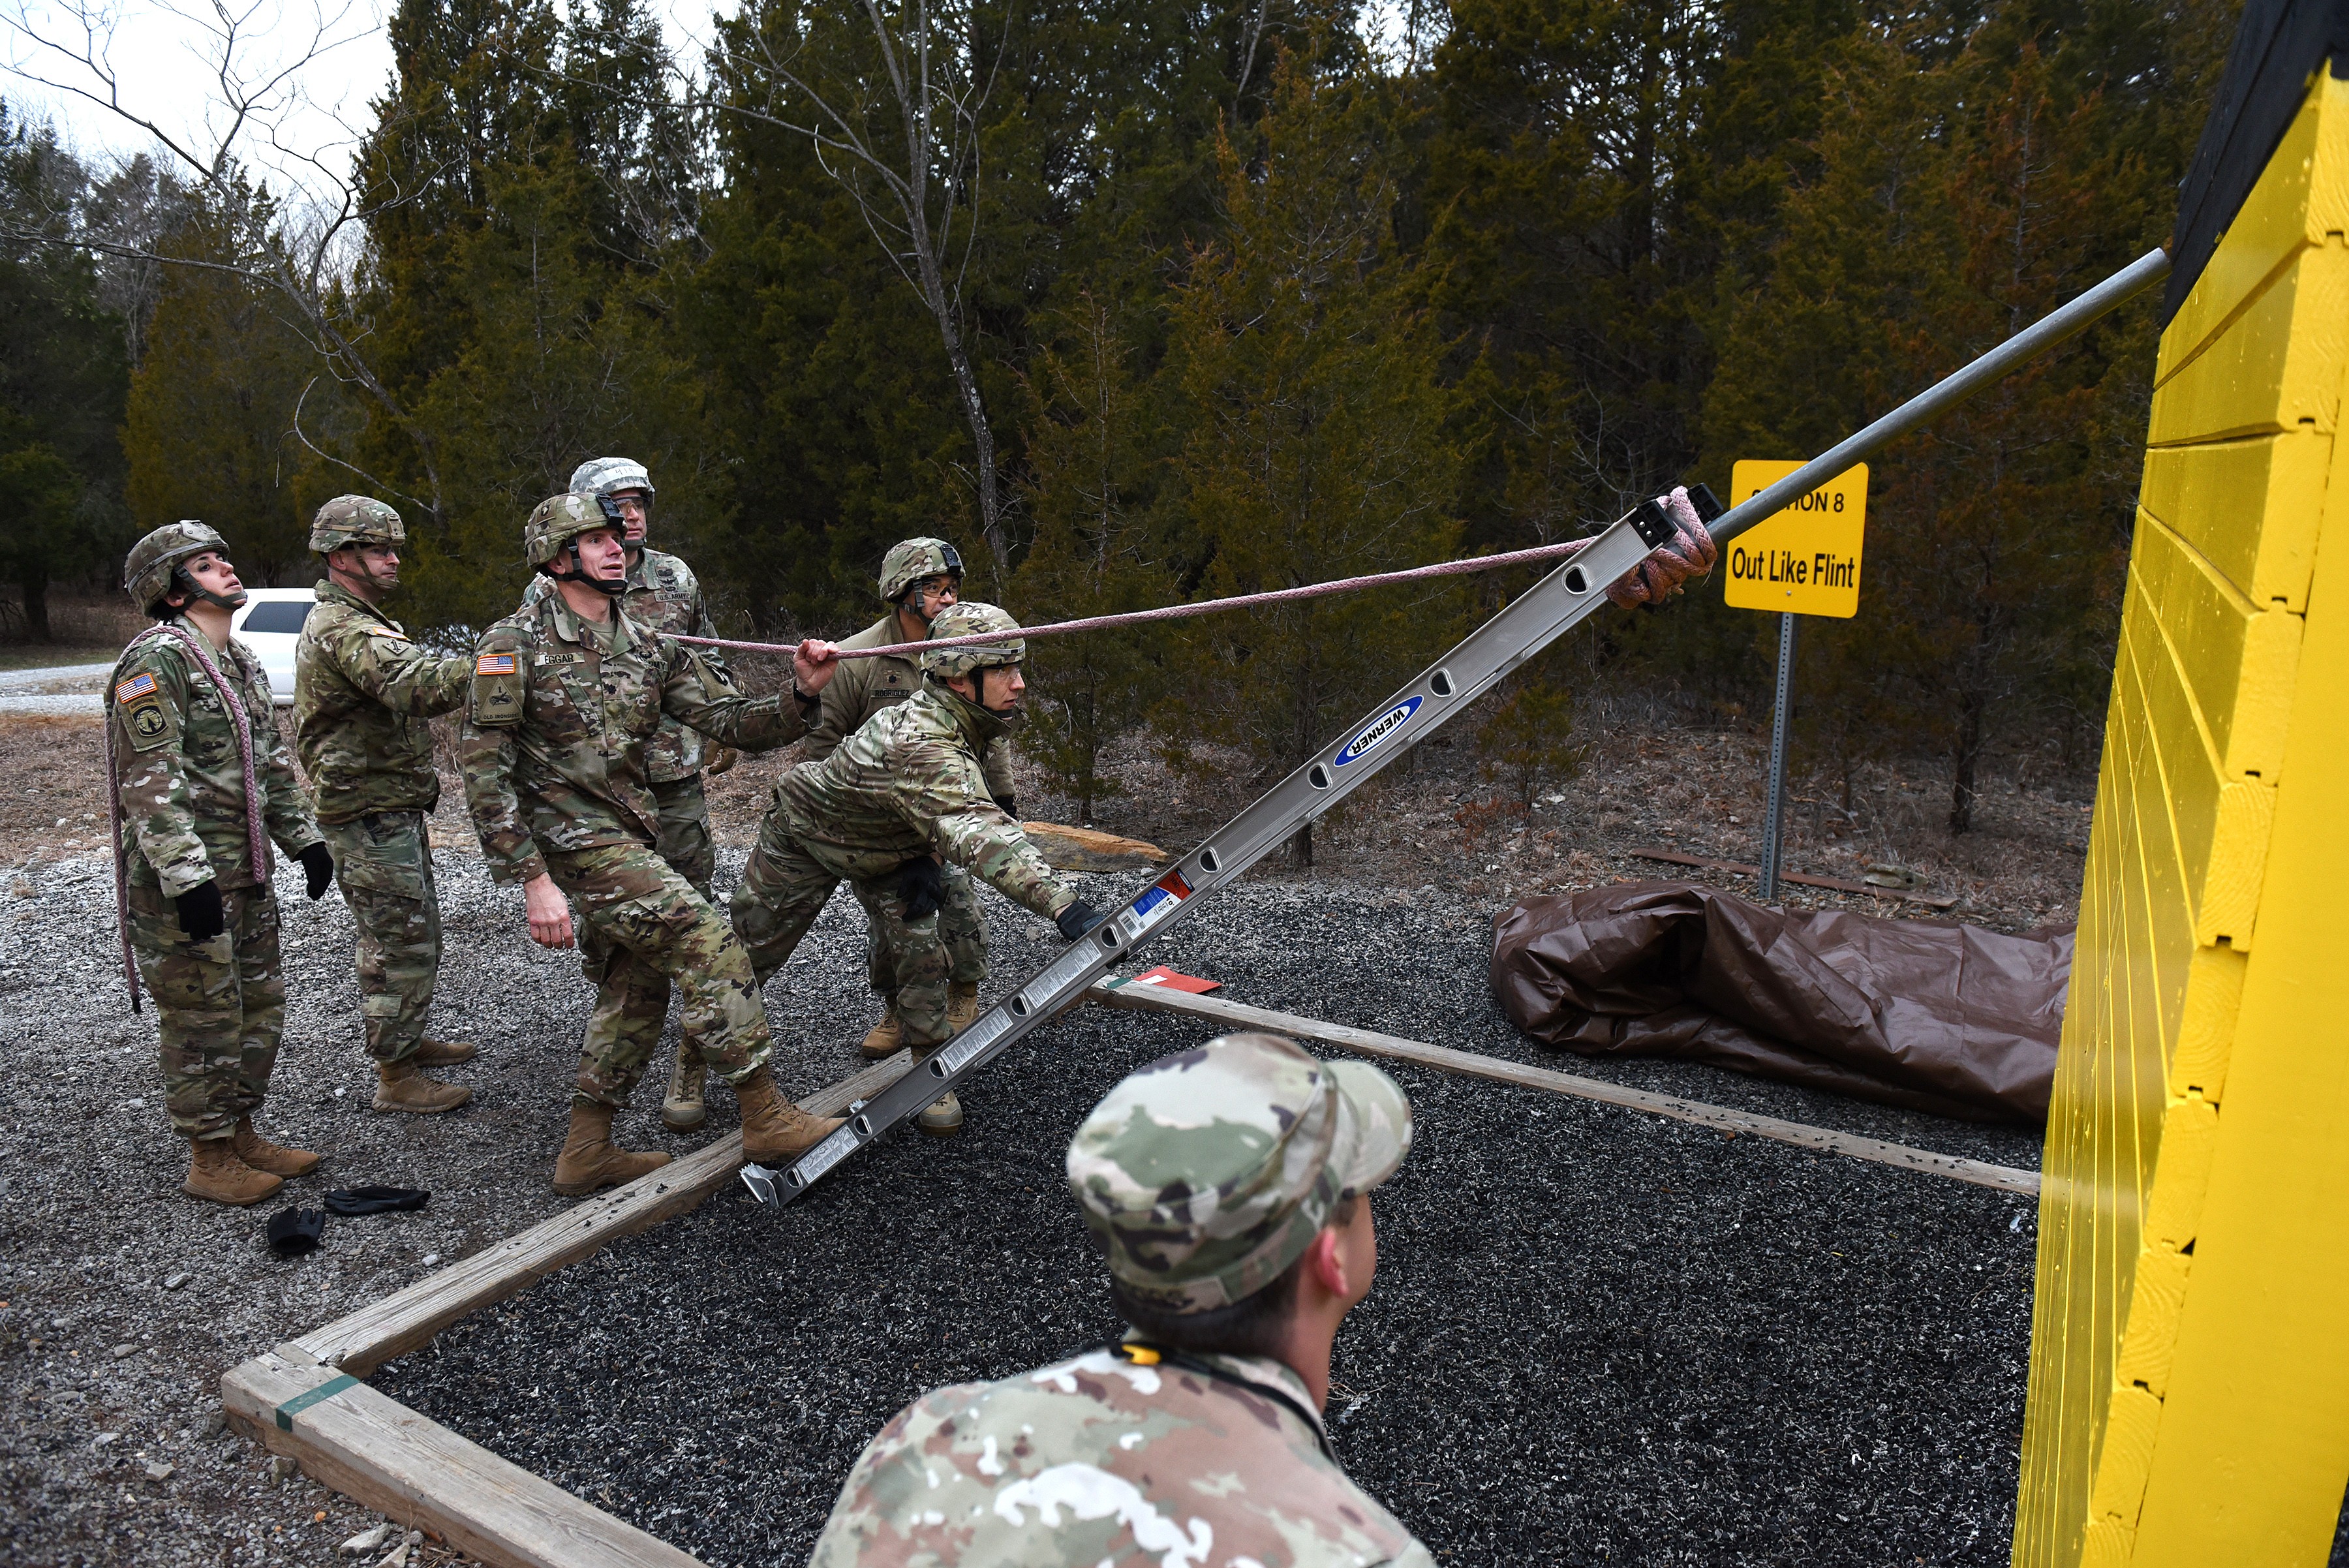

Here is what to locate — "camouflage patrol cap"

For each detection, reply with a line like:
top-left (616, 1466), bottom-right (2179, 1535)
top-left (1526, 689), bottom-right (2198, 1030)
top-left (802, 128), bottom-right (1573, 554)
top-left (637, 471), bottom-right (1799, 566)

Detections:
top-left (920, 601), bottom-right (1024, 679)
top-left (568, 457), bottom-right (654, 502)
top-left (309, 495), bottom-right (405, 554)
top-left (1067, 1033), bottom-right (1413, 1314)
top-left (879, 536), bottom-right (964, 602)
top-left (522, 493), bottom-right (616, 568)
top-left (122, 521), bottom-right (230, 613)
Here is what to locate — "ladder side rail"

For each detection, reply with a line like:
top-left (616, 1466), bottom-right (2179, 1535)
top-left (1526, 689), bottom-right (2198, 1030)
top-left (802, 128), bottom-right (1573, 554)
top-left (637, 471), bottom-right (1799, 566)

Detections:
top-left (747, 508), bottom-right (1680, 1206)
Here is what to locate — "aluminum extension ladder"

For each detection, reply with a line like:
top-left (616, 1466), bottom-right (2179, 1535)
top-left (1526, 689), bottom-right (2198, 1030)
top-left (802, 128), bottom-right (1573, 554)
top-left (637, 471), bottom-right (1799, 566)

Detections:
top-left (740, 244), bottom-right (2172, 1209)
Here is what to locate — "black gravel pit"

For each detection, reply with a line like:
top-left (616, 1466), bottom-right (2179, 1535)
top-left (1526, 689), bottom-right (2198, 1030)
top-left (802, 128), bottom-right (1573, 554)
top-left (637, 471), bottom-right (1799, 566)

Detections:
top-left (375, 872), bottom-right (2040, 1567)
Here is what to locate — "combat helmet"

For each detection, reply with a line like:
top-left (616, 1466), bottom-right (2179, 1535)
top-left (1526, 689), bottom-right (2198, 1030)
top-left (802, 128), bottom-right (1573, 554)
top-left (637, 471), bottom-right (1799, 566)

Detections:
top-left (523, 493), bottom-right (626, 596)
top-left (309, 495), bottom-right (405, 554)
top-left (570, 456), bottom-right (654, 530)
top-left (920, 601), bottom-right (1025, 679)
top-left (879, 537), bottom-right (964, 603)
top-left (123, 521), bottom-right (234, 617)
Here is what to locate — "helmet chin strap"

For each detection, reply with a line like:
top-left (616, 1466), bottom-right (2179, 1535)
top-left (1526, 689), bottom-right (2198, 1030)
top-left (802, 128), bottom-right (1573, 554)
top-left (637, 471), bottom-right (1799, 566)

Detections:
top-left (172, 566), bottom-right (247, 613)
top-left (549, 540), bottom-right (627, 597)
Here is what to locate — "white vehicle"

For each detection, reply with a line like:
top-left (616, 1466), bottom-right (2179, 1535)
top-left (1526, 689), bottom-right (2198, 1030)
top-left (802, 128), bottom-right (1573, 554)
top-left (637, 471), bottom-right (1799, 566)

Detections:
top-left (229, 587), bottom-right (316, 707)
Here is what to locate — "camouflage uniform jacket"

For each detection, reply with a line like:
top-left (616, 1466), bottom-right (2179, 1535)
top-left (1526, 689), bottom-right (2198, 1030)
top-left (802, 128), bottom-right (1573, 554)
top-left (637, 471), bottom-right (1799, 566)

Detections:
top-left (459, 591), bottom-right (812, 886)
top-left (808, 614), bottom-right (1015, 803)
top-left (522, 546), bottom-right (722, 782)
top-left (780, 683), bottom-right (1075, 920)
top-left (108, 619), bottom-right (322, 896)
top-left (810, 1344), bottom-right (1435, 1567)
top-left (294, 578), bottom-right (471, 824)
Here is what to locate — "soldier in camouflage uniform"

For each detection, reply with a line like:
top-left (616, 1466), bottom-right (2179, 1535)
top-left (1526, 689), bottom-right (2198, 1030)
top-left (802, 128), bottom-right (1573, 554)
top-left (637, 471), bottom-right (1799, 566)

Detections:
top-left (524, 457), bottom-right (737, 1135)
top-left (294, 496), bottom-right (476, 1115)
top-left (107, 523), bottom-right (336, 1207)
top-left (803, 538), bottom-right (1009, 1062)
top-left (730, 602), bottom-right (1105, 1136)
top-left (461, 493), bottom-right (846, 1194)
top-left (810, 1032), bottom-right (1430, 1567)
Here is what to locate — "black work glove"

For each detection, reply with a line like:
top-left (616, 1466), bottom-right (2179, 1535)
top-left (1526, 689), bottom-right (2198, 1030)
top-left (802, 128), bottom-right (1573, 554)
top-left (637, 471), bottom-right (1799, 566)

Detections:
top-left (297, 843), bottom-right (335, 900)
top-left (897, 855), bottom-right (946, 921)
top-left (992, 792), bottom-right (1017, 819)
top-left (1056, 899), bottom-right (1106, 942)
top-left (175, 880), bottom-right (226, 942)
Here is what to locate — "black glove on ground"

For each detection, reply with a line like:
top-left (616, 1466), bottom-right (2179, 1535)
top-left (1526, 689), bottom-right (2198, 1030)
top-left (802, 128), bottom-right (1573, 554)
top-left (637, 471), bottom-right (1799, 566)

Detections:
top-left (297, 843), bottom-right (335, 900)
top-left (176, 880), bottom-right (226, 942)
top-left (1056, 899), bottom-right (1106, 942)
top-left (897, 855), bottom-right (946, 921)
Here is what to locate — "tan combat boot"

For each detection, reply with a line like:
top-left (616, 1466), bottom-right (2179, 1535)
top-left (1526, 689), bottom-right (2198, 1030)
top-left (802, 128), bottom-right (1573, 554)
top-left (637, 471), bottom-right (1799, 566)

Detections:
top-left (910, 1041), bottom-right (964, 1137)
top-left (183, 1136), bottom-right (281, 1207)
top-left (373, 1060), bottom-right (472, 1115)
top-left (661, 1049), bottom-right (707, 1133)
top-left (734, 1066), bottom-right (845, 1165)
top-left (231, 1116), bottom-right (320, 1178)
top-left (857, 1004), bottom-right (904, 1061)
top-left (414, 1037), bottom-right (479, 1066)
top-left (946, 982), bottom-right (982, 1034)
top-left (551, 1103), bottom-right (671, 1196)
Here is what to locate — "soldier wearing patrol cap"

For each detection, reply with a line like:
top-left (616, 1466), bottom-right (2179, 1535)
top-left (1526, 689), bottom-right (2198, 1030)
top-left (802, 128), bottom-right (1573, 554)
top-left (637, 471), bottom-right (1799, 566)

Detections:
top-left (809, 1032), bottom-right (1432, 1566)
top-left (729, 601), bottom-right (1106, 1137)
top-left (461, 494), bottom-right (847, 1193)
top-left (294, 495), bottom-right (479, 1115)
top-left (107, 523), bottom-right (335, 1207)
top-left (524, 456), bottom-right (740, 1136)
top-left (801, 537), bottom-right (1011, 1064)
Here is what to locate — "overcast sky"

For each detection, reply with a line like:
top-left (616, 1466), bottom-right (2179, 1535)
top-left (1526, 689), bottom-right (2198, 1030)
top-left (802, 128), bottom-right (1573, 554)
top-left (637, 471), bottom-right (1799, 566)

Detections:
top-left (2, 0), bottom-right (718, 182)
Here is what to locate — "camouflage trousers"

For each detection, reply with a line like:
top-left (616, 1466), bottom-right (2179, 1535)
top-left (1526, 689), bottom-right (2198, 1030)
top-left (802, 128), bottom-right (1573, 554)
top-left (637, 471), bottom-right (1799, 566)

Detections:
top-left (731, 809), bottom-right (954, 1049)
top-left (549, 842), bottom-right (771, 1111)
top-left (649, 773), bottom-right (714, 897)
top-left (321, 812), bottom-right (440, 1066)
top-left (126, 879), bottom-right (284, 1140)
top-left (865, 861), bottom-right (985, 998)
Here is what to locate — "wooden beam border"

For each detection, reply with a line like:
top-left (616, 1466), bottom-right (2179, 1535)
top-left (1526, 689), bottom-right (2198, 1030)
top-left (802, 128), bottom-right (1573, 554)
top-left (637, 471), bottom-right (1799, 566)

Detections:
top-left (221, 1054), bottom-right (909, 1568)
top-left (1089, 979), bottom-right (2041, 1196)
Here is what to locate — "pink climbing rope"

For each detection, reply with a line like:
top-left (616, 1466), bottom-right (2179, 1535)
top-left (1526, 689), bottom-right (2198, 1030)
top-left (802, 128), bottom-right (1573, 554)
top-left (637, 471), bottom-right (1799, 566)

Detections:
top-left (679, 534), bottom-right (1631, 661)
top-left (104, 621), bottom-right (271, 1012)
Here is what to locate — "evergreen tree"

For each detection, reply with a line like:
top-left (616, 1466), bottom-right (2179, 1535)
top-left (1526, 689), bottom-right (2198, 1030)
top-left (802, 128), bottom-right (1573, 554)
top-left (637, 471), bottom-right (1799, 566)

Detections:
top-left (1165, 45), bottom-right (1463, 864)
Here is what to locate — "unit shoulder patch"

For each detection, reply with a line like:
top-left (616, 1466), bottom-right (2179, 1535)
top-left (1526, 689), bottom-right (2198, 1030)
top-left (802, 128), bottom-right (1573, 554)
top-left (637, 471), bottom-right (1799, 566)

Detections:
top-left (470, 649), bottom-right (523, 726)
top-left (118, 673), bottom-right (178, 751)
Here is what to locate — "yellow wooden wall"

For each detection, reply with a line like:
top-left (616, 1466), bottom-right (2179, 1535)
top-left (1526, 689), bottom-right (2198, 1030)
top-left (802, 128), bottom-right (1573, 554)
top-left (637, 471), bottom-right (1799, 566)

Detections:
top-left (2014, 68), bottom-right (2349, 1567)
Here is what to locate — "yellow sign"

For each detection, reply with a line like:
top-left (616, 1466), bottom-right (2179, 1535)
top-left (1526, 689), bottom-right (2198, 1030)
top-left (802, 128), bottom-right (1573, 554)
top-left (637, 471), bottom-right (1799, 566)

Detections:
top-left (1722, 459), bottom-right (1867, 618)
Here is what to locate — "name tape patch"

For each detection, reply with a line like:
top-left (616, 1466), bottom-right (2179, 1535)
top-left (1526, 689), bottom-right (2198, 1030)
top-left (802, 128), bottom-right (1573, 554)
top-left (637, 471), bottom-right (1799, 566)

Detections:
top-left (115, 673), bottom-right (158, 703)
top-left (476, 653), bottom-right (516, 675)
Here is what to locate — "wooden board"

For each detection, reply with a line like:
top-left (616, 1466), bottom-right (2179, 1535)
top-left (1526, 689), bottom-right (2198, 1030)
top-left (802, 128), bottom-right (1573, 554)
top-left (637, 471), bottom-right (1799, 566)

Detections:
top-left (224, 1345), bottom-right (705, 1568)
top-left (1089, 979), bottom-right (2040, 1196)
top-left (1626, 846), bottom-right (1961, 910)
top-left (293, 1056), bottom-right (910, 1376)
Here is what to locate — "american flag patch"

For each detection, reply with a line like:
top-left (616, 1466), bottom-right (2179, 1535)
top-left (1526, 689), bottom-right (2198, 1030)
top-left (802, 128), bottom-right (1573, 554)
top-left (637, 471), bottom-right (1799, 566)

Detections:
top-left (115, 673), bottom-right (158, 703)
top-left (476, 653), bottom-right (516, 675)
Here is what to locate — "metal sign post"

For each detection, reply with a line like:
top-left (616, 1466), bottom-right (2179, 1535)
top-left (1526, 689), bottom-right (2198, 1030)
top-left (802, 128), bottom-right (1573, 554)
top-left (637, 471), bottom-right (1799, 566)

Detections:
top-left (1758, 613), bottom-right (1798, 900)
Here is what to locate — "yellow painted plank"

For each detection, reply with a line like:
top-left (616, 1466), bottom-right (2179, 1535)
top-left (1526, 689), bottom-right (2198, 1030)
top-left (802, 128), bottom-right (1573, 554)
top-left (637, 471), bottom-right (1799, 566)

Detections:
top-left (2146, 241), bottom-right (2349, 446)
top-left (2113, 1246), bottom-right (2191, 1400)
top-left (2168, 945), bottom-right (2247, 1102)
top-left (2137, 430), bottom-right (2330, 611)
top-left (2127, 399), bottom-right (2349, 1567)
top-left (2157, 80), bottom-right (2343, 378)
top-left (2130, 514), bottom-right (2303, 785)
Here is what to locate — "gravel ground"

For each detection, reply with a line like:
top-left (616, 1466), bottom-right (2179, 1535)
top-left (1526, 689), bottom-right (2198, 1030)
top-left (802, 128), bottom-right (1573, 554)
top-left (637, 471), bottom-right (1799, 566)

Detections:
top-left (0, 679), bottom-right (2096, 1567)
top-left (371, 865), bottom-right (2042, 1568)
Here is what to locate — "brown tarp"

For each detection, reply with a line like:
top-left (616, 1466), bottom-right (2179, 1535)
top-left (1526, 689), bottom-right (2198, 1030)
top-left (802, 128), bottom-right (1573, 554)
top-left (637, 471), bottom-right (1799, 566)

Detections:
top-left (1490, 882), bottom-right (2069, 1125)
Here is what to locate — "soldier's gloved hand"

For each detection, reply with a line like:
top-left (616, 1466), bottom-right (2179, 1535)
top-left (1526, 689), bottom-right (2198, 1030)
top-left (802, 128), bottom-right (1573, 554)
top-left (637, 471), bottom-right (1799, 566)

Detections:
top-left (1608, 487), bottom-right (1719, 609)
top-left (297, 844), bottom-right (335, 900)
top-left (175, 880), bottom-right (226, 942)
top-left (707, 746), bottom-right (740, 777)
top-left (992, 792), bottom-right (1017, 819)
top-left (897, 855), bottom-right (946, 921)
top-left (1056, 899), bottom-right (1106, 942)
